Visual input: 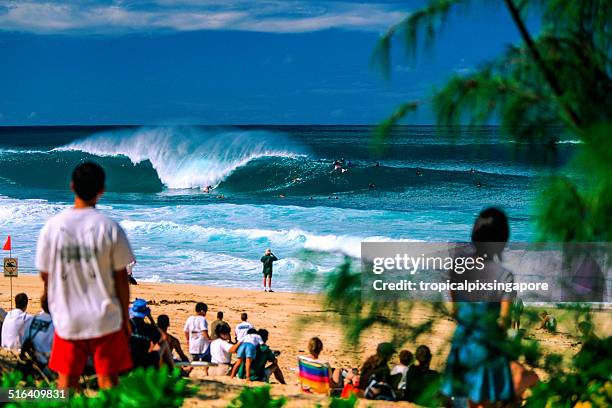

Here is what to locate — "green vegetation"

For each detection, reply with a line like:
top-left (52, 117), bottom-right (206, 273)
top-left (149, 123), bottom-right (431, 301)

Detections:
top-left (227, 385), bottom-right (286, 408)
top-left (3, 366), bottom-right (195, 408)
top-left (373, 0), bottom-right (611, 243)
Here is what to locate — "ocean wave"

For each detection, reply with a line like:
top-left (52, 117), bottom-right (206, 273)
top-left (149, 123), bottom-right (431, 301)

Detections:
top-left (57, 126), bottom-right (305, 189)
top-left (119, 219), bottom-right (407, 258)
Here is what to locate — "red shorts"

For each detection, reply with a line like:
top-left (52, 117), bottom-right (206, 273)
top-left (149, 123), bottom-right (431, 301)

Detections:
top-left (49, 329), bottom-right (133, 376)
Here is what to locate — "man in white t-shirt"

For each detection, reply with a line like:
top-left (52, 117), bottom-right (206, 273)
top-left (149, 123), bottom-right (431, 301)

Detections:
top-left (1, 293), bottom-right (31, 350)
top-left (234, 312), bottom-right (253, 342)
top-left (21, 294), bottom-right (54, 366)
top-left (36, 162), bottom-right (135, 390)
top-left (183, 302), bottom-right (211, 361)
top-left (209, 323), bottom-right (242, 375)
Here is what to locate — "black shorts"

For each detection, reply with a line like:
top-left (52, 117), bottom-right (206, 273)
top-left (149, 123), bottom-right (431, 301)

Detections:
top-left (263, 271), bottom-right (273, 277)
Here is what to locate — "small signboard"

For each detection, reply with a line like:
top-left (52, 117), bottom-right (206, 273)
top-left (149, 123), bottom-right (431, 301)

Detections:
top-left (3, 257), bottom-right (18, 277)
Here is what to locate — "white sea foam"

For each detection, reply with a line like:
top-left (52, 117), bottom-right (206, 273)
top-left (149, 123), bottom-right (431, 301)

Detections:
top-left (56, 126), bottom-right (305, 189)
top-left (119, 219), bottom-right (408, 258)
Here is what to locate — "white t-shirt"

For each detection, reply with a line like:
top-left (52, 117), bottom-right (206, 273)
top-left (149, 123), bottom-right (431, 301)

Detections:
top-left (210, 338), bottom-right (233, 364)
top-left (235, 321), bottom-right (253, 342)
top-left (21, 312), bottom-right (54, 365)
top-left (183, 315), bottom-right (210, 354)
top-left (36, 207), bottom-right (135, 340)
top-left (1, 309), bottom-right (30, 349)
top-left (243, 333), bottom-right (263, 346)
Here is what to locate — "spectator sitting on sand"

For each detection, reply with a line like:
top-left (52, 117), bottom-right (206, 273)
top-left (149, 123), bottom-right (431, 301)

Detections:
top-left (157, 314), bottom-right (190, 362)
top-left (230, 328), bottom-right (264, 380)
top-left (37, 162), bottom-right (135, 389)
top-left (184, 302), bottom-right (211, 362)
top-left (210, 311), bottom-right (228, 341)
top-left (236, 329), bottom-right (286, 384)
top-left (340, 369), bottom-right (361, 399)
top-left (235, 312), bottom-right (253, 342)
top-left (209, 324), bottom-right (242, 375)
top-left (305, 336), bottom-right (349, 389)
top-left (390, 349), bottom-right (413, 396)
top-left (1, 293), bottom-right (31, 350)
top-left (20, 294), bottom-right (54, 369)
top-left (128, 299), bottom-right (162, 369)
top-left (538, 311), bottom-right (557, 333)
top-left (403, 345), bottom-right (442, 406)
top-left (359, 342), bottom-right (396, 400)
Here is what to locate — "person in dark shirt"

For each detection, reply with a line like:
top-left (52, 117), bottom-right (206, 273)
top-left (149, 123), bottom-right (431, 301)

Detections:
top-left (237, 329), bottom-right (286, 384)
top-left (209, 311), bottom-right (229, 341)
top-left (359, 343), bottom-right (394, 390)
top-left (404, 345), bottom-right (442, 406)
top-left (129, 299), bottom-right (162, 369)
top-left (260, 249), bottom-right (278, 292)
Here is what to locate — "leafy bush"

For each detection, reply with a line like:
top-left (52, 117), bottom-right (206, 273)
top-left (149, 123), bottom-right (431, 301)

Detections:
top-left (227, 385), bottom-right (286, 408)
top-left (4, 366), bottom-right (195, 408)
top-left (328, 394), bottom-right (359, 408)
top-left (526, 336), bottom-right (612, 407)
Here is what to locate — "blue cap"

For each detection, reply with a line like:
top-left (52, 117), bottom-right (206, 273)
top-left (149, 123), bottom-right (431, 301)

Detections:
top-left (131, 298), bottom-right (150, 318)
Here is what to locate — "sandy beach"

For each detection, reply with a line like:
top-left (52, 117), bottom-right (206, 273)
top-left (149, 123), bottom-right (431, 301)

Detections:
top-left (1, 274), bottom-right (609, 407)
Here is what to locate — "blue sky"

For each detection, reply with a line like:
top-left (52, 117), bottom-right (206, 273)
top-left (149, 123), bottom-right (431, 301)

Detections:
top-left (0, 1), bottom-right (531, 125)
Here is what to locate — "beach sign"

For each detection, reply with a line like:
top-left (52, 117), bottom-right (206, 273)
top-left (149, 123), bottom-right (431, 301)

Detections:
top-left (3, 257), bottom-right (18, 277)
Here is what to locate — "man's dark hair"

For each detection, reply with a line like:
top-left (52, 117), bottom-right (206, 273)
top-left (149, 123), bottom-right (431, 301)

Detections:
top-left (15, 293), bottom-right (28, 310)
top-left (258, 329), bottom-right (269, 343)
top-left (241, 312), bottom-right (248, 321)
top-left (247, 328), bottom-right (257, 335)
top-left (195, 302), bottom-right (208, 313)
top-left (72, 162), bottom-right (105, 201)
top-left (217, 311), bottom-right (224, 319)
top-left (157, 314), bottom-right (170, 330)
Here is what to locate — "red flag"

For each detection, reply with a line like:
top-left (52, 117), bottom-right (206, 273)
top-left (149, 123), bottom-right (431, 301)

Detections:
top-left (3, 235), bottom-right (10, 251)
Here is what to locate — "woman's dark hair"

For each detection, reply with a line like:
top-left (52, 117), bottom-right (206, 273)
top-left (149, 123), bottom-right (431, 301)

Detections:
top-left (399, 349), bottom-right (413, 366)
top-left (471, 207), bottom-right (509, 258)
top-left (72, 162), bottom-right (105, 201)
top-left (360, 342), bottom-right (395, 376)
top-left (415, 345), bottom-right (432, 367)
top-left (40, 293), bottom-right (50, 314)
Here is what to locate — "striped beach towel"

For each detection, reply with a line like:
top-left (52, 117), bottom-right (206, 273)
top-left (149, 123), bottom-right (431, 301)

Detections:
top-left (297, 356), bottom-right (331, 394)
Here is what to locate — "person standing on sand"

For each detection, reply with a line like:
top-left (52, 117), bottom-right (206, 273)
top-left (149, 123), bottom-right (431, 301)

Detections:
top-left (261, 248), bottom-right (278, 292)
top-left (36, 162), bottom-right (135, 390)
top-left (209, 311), bottom-right (228, 341)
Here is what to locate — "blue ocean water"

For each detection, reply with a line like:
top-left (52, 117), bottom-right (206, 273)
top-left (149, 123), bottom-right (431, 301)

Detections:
top-left (0, 125), bottom-right (576, 290)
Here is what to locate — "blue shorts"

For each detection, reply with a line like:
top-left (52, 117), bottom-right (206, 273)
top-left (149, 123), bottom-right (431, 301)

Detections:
top-left (237, 343), bottom-right (257, 359)
top-left (191, 351), bottom-right (211, 362)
